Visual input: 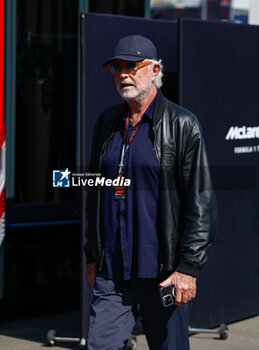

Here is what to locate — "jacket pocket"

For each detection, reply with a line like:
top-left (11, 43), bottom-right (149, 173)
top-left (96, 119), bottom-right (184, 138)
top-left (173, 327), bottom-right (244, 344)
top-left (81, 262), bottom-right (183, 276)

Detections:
top-left (161, 145), bottom-right (176, 168)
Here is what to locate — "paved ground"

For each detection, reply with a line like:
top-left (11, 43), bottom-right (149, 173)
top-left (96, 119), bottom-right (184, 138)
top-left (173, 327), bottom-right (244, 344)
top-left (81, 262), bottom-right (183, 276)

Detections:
top-left (0, 311), bottom-right (258, 349)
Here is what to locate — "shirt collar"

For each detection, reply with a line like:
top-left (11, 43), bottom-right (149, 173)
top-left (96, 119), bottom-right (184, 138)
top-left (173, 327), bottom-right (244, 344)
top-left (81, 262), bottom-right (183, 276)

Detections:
top-left (144, 90), bottom-right (158, 120)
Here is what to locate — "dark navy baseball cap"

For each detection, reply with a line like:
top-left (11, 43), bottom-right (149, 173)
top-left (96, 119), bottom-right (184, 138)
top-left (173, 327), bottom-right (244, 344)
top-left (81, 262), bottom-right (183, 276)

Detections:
top-left (103, 35), bottom-right (157, 66)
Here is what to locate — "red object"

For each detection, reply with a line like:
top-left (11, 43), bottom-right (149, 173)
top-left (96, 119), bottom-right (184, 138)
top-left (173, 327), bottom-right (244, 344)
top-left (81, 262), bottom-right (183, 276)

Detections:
top-left (0, 0), bottom-right (4, 131)
top-left (114, 187), bottom-right (126, 195)
top-left (220, 0), bottom-right (229, 4)
top-left (0, 0), bottom-right (5, 228)
top-left (0, 123), bottom-right (5, 148)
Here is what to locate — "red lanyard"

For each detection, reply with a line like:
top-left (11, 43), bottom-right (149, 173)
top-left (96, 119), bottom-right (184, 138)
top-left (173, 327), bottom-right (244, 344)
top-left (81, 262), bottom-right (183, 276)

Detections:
top-left (118, 115), bottom-right (141, 175)
top-left (123, 114), bottom-right (141, 145)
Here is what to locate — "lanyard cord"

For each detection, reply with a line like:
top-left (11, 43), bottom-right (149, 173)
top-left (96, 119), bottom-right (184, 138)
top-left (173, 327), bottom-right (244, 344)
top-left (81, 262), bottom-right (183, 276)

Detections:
top-left (118, 115), bottom-right (141, 175)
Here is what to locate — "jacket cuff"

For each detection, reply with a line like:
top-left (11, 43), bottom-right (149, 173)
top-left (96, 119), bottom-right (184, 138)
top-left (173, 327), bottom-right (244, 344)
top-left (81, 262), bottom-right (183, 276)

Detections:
top-left (176, 262), bottom-right (199, 278)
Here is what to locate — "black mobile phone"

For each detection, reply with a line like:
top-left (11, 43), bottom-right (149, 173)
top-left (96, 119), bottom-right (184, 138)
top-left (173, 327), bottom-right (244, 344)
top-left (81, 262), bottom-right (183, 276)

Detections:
top-left (160, 283), bottom-right (176, 308)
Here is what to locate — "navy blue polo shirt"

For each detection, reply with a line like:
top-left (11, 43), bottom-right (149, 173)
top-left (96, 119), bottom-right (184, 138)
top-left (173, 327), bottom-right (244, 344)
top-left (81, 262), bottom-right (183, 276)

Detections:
top-left (101, 93), bottom-right (161, 280)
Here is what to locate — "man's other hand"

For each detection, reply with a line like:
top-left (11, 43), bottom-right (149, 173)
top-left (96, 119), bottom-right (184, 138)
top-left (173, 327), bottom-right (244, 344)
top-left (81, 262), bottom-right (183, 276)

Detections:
top-left (88, 262), bottom-right (96, 289)
top-left (159, 271), bottom-right (196, 306)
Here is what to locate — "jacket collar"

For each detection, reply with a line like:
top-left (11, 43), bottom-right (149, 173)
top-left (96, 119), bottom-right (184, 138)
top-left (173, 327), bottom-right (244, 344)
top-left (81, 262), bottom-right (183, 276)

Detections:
top-left (152, 89), bottom-right (167, 127)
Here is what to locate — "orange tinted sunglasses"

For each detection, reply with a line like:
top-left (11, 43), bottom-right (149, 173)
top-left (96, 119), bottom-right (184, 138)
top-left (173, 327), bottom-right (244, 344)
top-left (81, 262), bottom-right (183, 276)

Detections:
top-left (108, 60), bottom-right (152, 75)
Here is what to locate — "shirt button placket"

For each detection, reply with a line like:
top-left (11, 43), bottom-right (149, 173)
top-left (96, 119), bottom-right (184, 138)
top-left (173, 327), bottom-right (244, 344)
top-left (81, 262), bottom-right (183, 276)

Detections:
top-left (119, 199), bottom-right (129, 279)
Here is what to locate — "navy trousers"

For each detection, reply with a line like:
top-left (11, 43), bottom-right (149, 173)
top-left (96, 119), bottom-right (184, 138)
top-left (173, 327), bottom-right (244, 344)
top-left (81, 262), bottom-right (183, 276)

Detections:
top-left (87, 274), bottom-right (190, 350)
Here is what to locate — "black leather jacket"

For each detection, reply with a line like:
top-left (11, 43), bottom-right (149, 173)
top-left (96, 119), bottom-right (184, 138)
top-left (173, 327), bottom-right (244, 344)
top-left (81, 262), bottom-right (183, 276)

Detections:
top-left (86, 91), bottom-right (217, 277)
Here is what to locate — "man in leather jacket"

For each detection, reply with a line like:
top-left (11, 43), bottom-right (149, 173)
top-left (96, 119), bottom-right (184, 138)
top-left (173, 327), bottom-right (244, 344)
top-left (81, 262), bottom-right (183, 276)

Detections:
top-left (86, 35), bottom-right (217, 350)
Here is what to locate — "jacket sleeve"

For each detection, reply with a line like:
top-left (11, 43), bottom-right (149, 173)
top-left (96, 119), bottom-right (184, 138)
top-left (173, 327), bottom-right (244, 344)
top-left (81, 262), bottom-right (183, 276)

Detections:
top-left (84, 111), bottom-right (106, 265)
top-left (176, 120), bottom-right (218, 277)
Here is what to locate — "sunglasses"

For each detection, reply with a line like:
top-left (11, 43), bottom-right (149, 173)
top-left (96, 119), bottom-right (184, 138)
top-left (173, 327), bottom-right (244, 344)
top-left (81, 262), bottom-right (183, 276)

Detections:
top-left (108, 60), bottom-right (152, 75)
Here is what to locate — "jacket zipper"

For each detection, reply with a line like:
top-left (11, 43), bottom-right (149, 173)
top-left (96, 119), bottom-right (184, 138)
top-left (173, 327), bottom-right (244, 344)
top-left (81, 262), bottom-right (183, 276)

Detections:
top-left (153, 126), bottom-right (160, 165)
top-left (153, 125), bottom-right (163, 272)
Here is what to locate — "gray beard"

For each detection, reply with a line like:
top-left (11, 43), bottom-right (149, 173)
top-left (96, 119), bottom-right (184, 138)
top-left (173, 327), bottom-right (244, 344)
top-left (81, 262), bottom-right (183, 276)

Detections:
top-left (118, 81), bottom-right (153, 103)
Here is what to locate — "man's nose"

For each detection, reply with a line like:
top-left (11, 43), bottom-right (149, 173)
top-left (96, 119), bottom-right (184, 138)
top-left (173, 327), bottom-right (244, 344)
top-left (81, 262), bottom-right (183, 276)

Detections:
top-left (120, 66), bottom-right (129, 76)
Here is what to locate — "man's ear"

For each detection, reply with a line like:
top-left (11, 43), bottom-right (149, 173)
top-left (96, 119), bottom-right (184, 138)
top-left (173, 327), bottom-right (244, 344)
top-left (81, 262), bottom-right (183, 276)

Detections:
top-left (152, 64), bottom-right (161, 82)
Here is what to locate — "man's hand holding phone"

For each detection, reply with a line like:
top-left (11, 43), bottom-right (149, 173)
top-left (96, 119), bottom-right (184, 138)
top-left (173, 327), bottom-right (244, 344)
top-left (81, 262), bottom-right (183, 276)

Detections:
top-left (160, 283), bottom-right (176, 307)
top-left (159, 271), bottom-right (197, 306)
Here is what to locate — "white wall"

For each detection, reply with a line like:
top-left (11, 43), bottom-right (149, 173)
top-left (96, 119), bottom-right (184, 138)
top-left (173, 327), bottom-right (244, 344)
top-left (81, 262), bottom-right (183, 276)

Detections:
top-left (249, 0), bottom-right (259, 24)
top-left (232, 0), bottom-right (250, 10)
